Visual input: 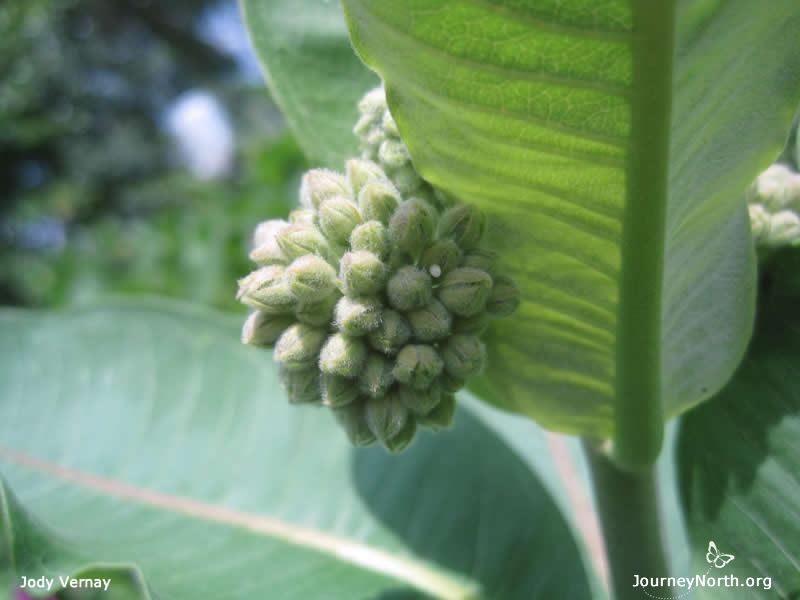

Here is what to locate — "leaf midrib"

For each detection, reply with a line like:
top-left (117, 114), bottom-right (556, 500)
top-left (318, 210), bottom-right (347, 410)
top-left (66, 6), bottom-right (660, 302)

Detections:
top-left (0, 446), bottom-right (479, 600)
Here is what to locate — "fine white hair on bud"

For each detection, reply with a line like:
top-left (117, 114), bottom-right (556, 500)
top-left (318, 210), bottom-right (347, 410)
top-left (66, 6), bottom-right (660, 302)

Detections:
top-left (237, 83), bottom-right (523, 453)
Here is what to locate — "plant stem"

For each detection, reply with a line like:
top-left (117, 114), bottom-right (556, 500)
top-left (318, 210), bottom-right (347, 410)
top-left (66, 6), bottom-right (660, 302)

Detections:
top-left (583, 439), bottom-right (673, 600)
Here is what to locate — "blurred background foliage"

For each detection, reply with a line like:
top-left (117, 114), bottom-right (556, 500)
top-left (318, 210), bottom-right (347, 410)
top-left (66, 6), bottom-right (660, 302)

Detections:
top-left (0, 0), bottom-right (306, 311)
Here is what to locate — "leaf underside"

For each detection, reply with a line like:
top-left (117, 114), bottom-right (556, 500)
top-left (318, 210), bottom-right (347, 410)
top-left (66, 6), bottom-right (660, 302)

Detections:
top-left (0, 301), bottom-right (593, 600)
top-left (678, 249), bottom-right (800, 599)
top-left (339, 0), bottom-right (800, 437)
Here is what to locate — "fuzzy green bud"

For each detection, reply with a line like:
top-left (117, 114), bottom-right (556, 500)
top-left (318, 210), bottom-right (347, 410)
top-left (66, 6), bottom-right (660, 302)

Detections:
top-left (350, 220), bottom-right (390, 260)
top-left (391, 164), bottom-right (424, 195)
top-left (274, 324), bottom-right (328, 370)
top-left (334, 296), bottom-right (382, 336)
top-left (339, 251), bottom-right (387, 297)
top-left (346, 159), bottom-right (389, 195)
top-left (295, 295), bottom-right (338, 328)
top-left (357, 87), bottom-right (386, 120)
top-left (381, 110), bottom-right (399, 137)
top-left (280, 366), bottom-right (322, 404)
top-left (236, 266), bottom-right (294, 313)
top-left (241, 311), bottom-right (295, 347)
top-left (319, 333), bottom-right (367, 377)
top-left (393, 344), bottom-right (444, 389)
top-left (359, 353), bottom-right (395, 399)
top-left (321, 373), bottom-right (359, 408)
top-left (439, 203), bottom-right (486, 250)
top-left (387, 266), bottom-right (432, 312)
top-left (389, 199), bottom-right (437, 257)
top-left (440, 372), bottom-right (467, 393)
top-left (358, 181), bottom-right (400, 225)
top-left (378, 139), bottom-right (410, 170)
top-left (397, 381), bottom-right (441, 416)
top-left (438, 267), bottom-right (493, 317)
top-left (487, 276), bottom-right (521, 317)
top-left (420, 239), bottom-right (462, 279)
top-left (299, 169), bottom-right (351, 210)
top-left (289, 209), bottom-right (316, 226)
top-left (276, 224), bottom-right (330, 262)
top-left (441, 334), bottom-right (486, 379)
top-left (383, 418), bottom-right (416, 453)
top-left (334, 400), bottom-right (376, 447)
top-left (253, 219), bottom-right (288, 246)
top-left (367, 309), bottom-right (411, 355)
top-left (417, 393), bottom-right (456, 432)
top-left (461, 248), bottom-right (499, 275)
top-left (407, 299), bottom-right (452, 342)
top-left (285, 255), bottom-right (337, 302)
top-left (364, 392), bottom-right (409, 443)
top-left (318, 197), bottom-right (363, 246)
top-left (452, 313), bottom-right (491, 335)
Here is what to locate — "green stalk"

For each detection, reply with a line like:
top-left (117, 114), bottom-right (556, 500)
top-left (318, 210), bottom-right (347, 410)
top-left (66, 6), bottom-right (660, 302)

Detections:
top-left (613, 0), bottom-right (676, 470)
top-left (583, 440), bottom-right (673, 600)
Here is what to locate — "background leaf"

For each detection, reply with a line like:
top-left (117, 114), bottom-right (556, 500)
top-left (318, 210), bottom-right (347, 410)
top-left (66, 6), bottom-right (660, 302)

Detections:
top-left (339, 0), bottom-right (800, 437)
top-left (677, 248), bottom-right (800, 599)
top-left (239, 0), bottom-right (378, 169)
top-left (0, 301), bottom-right (595, 600)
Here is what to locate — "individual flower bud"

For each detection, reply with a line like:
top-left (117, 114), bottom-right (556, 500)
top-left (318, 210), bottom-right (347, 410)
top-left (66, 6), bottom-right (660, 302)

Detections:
top-left (321, 373), bottom-right (359, 408)
top-left (346, 159), bottom-right (389, 195)
top-left (407, 299), bottom-right (452, 342)
top-left (417, 393), bottom-right (456, 432)
top-left (334, 400), bottom-right (376, 446)
top-left (439, 204), bottom-right (486, 250)
top-left (318, 197), bottom-right (363, 246)
top-left (438, 267), bottom-right (493, 317)
top-left (280, 365), bottom-right (322, 404)
top-left (748, 163), bottom-right (800, 212)
top-left (359, 353), bottom-right (395, 399)
top-left (241, 311), bottom-right (295, 347)
top-left (378, 138), bottom-right (410, 170)
top-left (357, 87), bottom-right (386, 120)
top-left (461, 248), bottom-right (499, 275)
top-left (441, 334), bottom-right (486, 379)
top-left (334, 296), bottom-right (382, 336)
top-left (339, 251), bottom-right (387, 297)
top-left (253, 219), bottom-right (289, 248)
top-left (249, 240), bottom-right (289, 266)
top-left (237, 267), bottom-right (295, 313)
top-left (358, 181), bottom-right (400, 226)
top-left (350, 220), bottom-right (390, 260)
top-left (763, 211), bottom-right (800, 247)
top-left (299, 169), bottom-right (351, 210)
top-left (367, 309), bottom-right (411, 355)
top-left (285, 255), bottom-right (337, 302)
top-left (319, 333), bottom-right (367, 377)
top-left (384, 418), bottom-right (416, 454)
top-left (276, 224), bottom-right (330, 262)
top-left (295, 294), bottom-right (338, 327)
top-left (390, 199), bottom-right (437, 257)
top-left (289, 209), bottom-right (316, 226)
top-left (391, 164), bottom-right (425, 195)
top-left (274, 324), bottom-right (328, 370)
top-left (397, 381), bottom-right (441, 416)
top-left (364, 392), bottom-right (409, 442)
top-left (487, 275), bottom-right (521, 317)
top-left (387, 266), bottom-right (432, 312)
top-left (420, 239), bottom-right (462, 278)
top-left (452, 313), bottom-right (491, 335)
top-left (749, 204), bottom-right (771, 243)
top-left (393, 344), bottom-right (444, 389)
top-left (440, 372), bottom-right (467, 393)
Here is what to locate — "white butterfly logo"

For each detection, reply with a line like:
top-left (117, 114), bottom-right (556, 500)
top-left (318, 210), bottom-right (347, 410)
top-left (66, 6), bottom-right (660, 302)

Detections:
top-left (706, 541), bottom-right (735, 568)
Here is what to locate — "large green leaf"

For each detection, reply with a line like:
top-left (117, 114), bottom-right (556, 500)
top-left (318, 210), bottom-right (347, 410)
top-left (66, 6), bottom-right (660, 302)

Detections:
top-left (239, 0), bottom-right (378, 169)
top-left (339, 0), bottom-right (800, 447)
top-left (0, 301), bottom-right (595, 600)
top-left (677, 249), bottom-right (800, 599)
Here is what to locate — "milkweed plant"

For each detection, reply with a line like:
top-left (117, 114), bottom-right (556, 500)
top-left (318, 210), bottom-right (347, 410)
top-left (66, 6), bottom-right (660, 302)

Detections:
top-left (2, 3), bottom-right (800, 600)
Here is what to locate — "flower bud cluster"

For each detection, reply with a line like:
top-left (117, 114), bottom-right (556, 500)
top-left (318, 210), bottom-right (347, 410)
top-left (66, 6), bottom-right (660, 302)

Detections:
top-left (747, 163), bottom-right (800, 252)
top-left (238, 89), bottom-right (521, 453)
